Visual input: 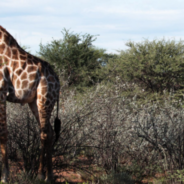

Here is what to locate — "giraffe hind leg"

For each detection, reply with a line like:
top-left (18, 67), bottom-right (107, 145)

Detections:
top-left (0, 140), bottom-right (9, 183)
top-left (29, 99), bottom-right (54, 182)
top-left (28, 100), bottom-right (45, 180)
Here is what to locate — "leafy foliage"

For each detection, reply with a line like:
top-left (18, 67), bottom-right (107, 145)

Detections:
top-left (117, 39), bottom-right (184, 93)
top-left (38, 29), bottom-right (106, 91)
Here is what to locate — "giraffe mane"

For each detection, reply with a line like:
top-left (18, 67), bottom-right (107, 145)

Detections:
top-left (0, 25), bottom-right (22, 49)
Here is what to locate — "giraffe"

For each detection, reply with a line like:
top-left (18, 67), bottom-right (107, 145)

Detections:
top-left (0, 26), bottom-right (61, 182)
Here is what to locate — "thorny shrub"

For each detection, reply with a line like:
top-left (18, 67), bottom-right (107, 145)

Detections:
top-left (4, 79), bottom-right (184, 183)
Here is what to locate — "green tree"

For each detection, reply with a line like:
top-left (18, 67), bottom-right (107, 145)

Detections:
top-left (117, 39), bottom-right (184, 93)
top-left (38, 29), bottom-right (106, 91)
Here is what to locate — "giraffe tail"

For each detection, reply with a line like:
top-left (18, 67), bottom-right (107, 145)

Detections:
top-left (54, 117), bottom-right (61, 143)
top-left (53, 95), bottom-right (61, 145)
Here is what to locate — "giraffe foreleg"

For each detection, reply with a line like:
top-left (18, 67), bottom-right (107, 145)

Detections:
top-left (0, 93), bottom-right (9, 183)
top-left (29, 100), bottom-right (53, 181)
top-left (0, 137), bottom-right (8, 183)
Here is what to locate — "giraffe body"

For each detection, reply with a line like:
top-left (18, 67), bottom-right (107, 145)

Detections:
top-left (0, 26), bottom-right (60, 182)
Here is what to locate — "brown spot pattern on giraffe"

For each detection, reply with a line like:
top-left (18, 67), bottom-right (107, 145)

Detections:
top-left (15, 69), bottom-right (23, 76)
top-left (0, 43), bottom-right (6, 54)
top-left (29, 81), bottom-right (36, 88)
top-left (40, 78), bottom-right (47, 86)
top-left (12, 49), bottom-right (19, 60)
top-left (3, 34), bottom-right (9, 45)
top-left (49, 83), bottom-right (54, 90)
top-left (52, 91), bottom-right (57, 97)
top-left (5, 47), bottom-right (11, 58)
top-left (47, 76), bottom-right (55, 82)
top-left (27, 58), bottom-right (33, 65)
top-left (28, 55), bottom-right (33, 60)
top-left (21, 72), bottom-right (28, 80)
top-left (19, 48), bottom-right (25, 55)
top-left (29, 73), bottom-right (36, 81)
top-left (20, 55), bottom-right (27, 60)
top-left (4, 32), bottom-right (17, 48)
top-left (20, 61), bottom-right (26, 70)
top-left (27, 65), bottom-right (37, 73)
top-left (21, 80), bottom-right (28, 89)
top-left (4, 57), bottom-right (10, 66)
top-left (46, 93), bottom-right (53, 101)
top-left (11, 61), bottom-right (19, 70)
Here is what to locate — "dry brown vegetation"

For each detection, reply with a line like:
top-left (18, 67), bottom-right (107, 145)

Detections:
top-left (3, 79), bottom-right (184, 184)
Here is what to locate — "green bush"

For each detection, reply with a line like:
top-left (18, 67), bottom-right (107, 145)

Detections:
top-left (117, 39), bottom-right (184, 93)
top-left (38, 29), bottom-right (106, 91)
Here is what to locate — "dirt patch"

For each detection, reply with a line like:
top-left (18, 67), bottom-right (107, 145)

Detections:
top-left (8, 156), bottom-right (92, 183)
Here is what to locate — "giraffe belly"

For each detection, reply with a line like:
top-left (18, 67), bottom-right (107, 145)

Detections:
top-left (6, 87), bottom-right (36, 104)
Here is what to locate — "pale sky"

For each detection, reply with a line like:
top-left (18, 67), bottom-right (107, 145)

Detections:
top-left (1, 0), bottom-right (184, 55)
